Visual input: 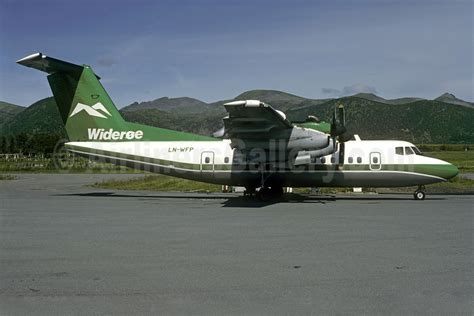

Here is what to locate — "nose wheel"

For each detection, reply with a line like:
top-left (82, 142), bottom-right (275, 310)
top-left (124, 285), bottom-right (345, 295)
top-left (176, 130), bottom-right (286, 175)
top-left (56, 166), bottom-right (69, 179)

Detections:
top-left (414, 186), bottom-right (426, 200)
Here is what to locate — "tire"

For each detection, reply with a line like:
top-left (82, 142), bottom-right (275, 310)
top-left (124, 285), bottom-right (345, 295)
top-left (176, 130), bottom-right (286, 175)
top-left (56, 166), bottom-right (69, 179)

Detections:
top-left (414, 190), bottom-right (425, 200)
top-left (269, 185), bottom-right (284, 198)
top-left (257, 187), bottom-right (272, 202)
top-left (245, 186), bottom-right (256, 196)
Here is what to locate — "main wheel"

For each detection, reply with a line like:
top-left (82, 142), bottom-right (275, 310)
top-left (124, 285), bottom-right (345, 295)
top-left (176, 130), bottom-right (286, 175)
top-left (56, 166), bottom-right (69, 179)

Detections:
top-left (256, 187), bottom-right (272, 202)
top-left (414, 190), bottom-right (425, 200)
top-left (244, 186), bottom-right (256, 197)
top-left (269, 185), bottom-right (284, 198)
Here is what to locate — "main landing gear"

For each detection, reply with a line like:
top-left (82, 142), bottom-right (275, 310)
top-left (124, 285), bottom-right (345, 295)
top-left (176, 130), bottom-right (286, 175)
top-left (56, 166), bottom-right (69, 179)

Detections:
top-left (413, 186), bottom-right (426, 200)
top-left (256, 185), bottom-right (284, 202)
top-left (243, 186), bottom-right (256, 197)
top-left (243, 185), bottom-right (284, 201)
top-left (244, 163), bottom-right (284, 201)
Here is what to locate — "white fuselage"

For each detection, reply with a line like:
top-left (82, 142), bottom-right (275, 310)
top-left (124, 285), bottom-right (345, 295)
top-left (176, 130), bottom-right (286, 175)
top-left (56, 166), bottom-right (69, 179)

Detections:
top-left (66, 138), bottom-right (457, 188)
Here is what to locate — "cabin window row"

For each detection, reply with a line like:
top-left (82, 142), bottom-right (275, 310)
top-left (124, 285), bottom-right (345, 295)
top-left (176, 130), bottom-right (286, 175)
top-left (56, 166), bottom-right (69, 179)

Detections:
top-left (347, 157), bottom-right (362, 164)
top-left (206, 157), bottom-right (230, 164)
top-left (317, 157), bottom-right (336, 163)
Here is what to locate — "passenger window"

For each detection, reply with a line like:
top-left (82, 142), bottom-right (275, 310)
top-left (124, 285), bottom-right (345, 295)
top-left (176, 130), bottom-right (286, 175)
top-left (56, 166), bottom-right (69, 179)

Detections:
top-left (224, 157), bottom-right (229, 163)
top-left (348, 157), bottom-right (353, 163)
top-left (205, 157), bottom-right (210, 163)
top-left (330, 157), bottom-right (335, 163)
top-left (405, 147), bottom-right (414, 155)
top-left (395, 147), bottom-right (404, 155)
top-left (373, 156), bottom-right (378, 164)
top-left (320, 157), bottom-right (326, 164)
top-left (357, 157), bottom-right (362, 163)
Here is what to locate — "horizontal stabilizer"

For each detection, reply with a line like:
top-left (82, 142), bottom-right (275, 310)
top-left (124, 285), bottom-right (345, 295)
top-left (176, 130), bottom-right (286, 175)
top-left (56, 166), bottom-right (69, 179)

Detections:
top-left (16, 52), bottom-right (98, 78)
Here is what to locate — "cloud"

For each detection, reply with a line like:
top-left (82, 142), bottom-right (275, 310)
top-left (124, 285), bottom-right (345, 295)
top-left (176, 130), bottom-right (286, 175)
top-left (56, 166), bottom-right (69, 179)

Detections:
top-left (96, 56), bottom-right (118, 67)
top-left (341, 84), bottom-right (377, 95)
top-left (321, 84), bottom-right (377, 97)
top-left (320, 88), bottom-right (339, 95)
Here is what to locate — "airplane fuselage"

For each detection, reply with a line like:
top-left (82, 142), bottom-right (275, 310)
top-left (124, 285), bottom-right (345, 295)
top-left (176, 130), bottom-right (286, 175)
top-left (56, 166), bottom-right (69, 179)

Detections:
top-left (66, 138), bottom-right (458, 188)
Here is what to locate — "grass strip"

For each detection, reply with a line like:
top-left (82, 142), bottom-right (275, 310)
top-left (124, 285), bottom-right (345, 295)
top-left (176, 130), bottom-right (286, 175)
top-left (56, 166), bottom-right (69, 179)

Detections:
top-left (91, 174), bottom-right (221, 193)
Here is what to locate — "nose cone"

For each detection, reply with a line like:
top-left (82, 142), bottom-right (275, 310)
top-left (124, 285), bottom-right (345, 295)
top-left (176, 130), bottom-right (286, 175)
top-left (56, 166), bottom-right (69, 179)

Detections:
top-left (444, 163), bottom-right (459, 180)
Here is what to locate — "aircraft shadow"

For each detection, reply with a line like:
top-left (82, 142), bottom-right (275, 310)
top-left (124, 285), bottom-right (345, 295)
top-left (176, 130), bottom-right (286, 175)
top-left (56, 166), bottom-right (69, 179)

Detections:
top-left (55, 191), bottom-right (333, 208)
top-left (54, 191), bottom-right (446, 208)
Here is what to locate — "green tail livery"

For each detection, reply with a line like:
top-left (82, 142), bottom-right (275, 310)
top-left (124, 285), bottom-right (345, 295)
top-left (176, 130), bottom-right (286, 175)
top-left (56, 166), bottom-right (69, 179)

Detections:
top-left (17, 53), bottom-right (458, 201)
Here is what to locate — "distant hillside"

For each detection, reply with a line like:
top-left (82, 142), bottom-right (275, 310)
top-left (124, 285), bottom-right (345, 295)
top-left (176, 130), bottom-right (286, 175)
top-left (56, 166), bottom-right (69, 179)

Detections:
top-left (287, 98), bottom-right (474, 143)
top-left (0, 101), bottom-right (24, 127)
top-left (234, 90), bottom-right (330, 111)
top-left (435, 93), bottom-right (473, 108)
top-left (235, 90), bottom-right (306, 103)
top-left (121, 108), bottom-right (226, 136)
top-left (352, 93), bottom-right (424, 105)
top-left (1, 90), bottom-right (473, 144)
top-left (122, 96), bottom-right (215, 113)
top-left (0, 97), bottom-right (66, 136)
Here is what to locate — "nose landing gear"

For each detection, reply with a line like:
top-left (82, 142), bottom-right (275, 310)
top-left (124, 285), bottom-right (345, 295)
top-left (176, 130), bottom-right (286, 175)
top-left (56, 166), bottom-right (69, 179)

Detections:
top-left (414, 186), bottom-right (426, 200)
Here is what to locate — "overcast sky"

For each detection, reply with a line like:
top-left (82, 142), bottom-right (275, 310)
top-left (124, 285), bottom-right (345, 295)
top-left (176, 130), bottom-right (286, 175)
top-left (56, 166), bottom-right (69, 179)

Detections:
top-left (1, 0), bottom-right (472, 108)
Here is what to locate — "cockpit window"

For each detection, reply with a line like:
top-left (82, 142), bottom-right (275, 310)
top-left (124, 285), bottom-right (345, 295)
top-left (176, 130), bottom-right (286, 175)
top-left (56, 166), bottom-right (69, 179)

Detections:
top-left (411, 146), bottom-right (422, 155)
top-left (395, 147), bottom-right (404, 155)
top-left (405, 147), bottom-right (414, 155)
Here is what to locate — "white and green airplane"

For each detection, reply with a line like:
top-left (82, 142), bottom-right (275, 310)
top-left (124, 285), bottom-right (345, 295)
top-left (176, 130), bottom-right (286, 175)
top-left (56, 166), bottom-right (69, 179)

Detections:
top-left (17, 53), bottom-right (459, 201)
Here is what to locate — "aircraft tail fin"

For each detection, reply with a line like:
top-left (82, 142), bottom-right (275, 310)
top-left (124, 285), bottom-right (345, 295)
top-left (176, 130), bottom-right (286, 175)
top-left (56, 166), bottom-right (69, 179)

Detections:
top-left (17, 53), bottom-right (127, 141)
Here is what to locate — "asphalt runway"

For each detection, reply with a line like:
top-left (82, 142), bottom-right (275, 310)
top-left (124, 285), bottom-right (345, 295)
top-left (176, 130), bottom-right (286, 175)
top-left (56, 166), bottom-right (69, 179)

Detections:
top-left (1, 174), bottom-right (473, 315)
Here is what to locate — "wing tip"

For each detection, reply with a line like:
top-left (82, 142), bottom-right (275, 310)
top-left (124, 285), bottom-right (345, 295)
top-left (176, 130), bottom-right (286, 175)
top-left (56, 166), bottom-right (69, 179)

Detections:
top-left (16, 52), bottom-right (44, 65)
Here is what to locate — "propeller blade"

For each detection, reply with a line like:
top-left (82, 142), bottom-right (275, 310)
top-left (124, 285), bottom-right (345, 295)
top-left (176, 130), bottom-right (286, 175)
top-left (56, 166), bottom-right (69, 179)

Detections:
top-left (330, 103), bottom-right (347, 138)
top-left (338, 103), bottom-right (345, 127)
top-left (212, 127), bottom-right (225, 138)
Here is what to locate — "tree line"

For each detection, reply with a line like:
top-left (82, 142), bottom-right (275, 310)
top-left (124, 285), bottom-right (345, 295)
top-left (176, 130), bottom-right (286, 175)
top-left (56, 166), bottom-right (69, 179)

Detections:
top-left (0, 133), bottom-right (66, 154)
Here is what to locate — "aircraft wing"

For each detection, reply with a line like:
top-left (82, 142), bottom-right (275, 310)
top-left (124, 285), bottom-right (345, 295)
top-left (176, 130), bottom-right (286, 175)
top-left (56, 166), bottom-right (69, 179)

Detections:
top-left (223, 100), bottom-right (294, 151)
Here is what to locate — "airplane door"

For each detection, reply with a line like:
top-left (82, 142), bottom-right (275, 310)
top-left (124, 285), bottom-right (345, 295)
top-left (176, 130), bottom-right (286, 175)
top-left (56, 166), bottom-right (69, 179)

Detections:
top-left (200, 151), bottom-right (215, 173)
top-left (369, 152), bottom-right (381, 170)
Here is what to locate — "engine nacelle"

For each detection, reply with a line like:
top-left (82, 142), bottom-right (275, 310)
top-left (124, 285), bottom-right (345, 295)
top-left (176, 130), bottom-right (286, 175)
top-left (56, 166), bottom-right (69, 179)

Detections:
top-left (286, 126), bottom-right (330, 150)
top-left (293, 138), bottom-right (336, 165)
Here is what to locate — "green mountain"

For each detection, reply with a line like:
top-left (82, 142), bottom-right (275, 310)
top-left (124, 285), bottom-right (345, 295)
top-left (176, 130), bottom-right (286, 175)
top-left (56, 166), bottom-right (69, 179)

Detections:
top-left (233, 90), bottom-right (330, 111)
top-left (122, 96), bottom-right (215, 113)
top-left (287, 98), bottom-right (474, 143)
top-left (1, 90), bottom-right (473, 145)
top-left (0, 101), bottom-right (24, 126)
top-left (121, 108), bottom-right (226, 136)
top-left (434, 93), bottom-right (473, 108)
top-left (352, 93), bottom-right (424, 105)
top-left (0, 97), bottom-right (66, 136)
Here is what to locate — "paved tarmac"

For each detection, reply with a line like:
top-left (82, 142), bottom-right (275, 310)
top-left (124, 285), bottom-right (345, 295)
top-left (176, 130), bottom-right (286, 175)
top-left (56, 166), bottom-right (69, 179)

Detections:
top-left (1, 174), bottom-right (473, 315)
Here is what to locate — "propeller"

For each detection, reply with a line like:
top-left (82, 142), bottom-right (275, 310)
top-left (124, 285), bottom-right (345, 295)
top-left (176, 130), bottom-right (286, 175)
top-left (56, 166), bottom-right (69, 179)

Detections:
top-left (330, 103), bottom-right (347, 146)
top-left (330, 103), bottom-right (346, 135)
top-left (294, 103), bottom-right (349, 165)
top-left (212, 114), bottom-right (229, 138)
